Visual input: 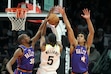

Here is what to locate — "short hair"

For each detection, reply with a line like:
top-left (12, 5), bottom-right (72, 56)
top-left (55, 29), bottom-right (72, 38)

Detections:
top-left (78, 31), bottom-right (87, 40)
top-left (17, 34), bottom-right (26, 44)
top-left (47, 33), bottom-right (57, 46)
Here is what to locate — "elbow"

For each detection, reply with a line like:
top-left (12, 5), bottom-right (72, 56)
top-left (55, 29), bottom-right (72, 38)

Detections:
top-left (92, 30), bottom-right (95, 35)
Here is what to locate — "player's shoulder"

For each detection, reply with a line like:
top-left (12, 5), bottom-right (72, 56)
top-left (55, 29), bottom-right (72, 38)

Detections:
top-left (46, 44), bottom-right (52, 47)
top-left (13, 48), bottom-right (23, 57)
top-left (15, 47), bottom-right (23, 54)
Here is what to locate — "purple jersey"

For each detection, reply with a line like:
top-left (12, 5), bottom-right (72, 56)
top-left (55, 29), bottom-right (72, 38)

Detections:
top-left (17, 45), bottom-right (34, 71)
top-left (71, 45), bottom-right (88, 73)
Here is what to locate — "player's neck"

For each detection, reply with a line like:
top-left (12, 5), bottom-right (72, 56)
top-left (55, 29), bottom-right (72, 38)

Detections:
top-left (22, 43), bottom-right (31, 48)
top-left (78, 42), bottom-right (85, 46)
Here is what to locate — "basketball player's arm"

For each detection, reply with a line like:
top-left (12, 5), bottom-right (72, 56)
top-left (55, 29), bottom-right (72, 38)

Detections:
top-left (40, 36), bottom-right (46, 51)
top-left (31, 18), bottom-right (48, 48)
top-left (58, 6), bottom-right (78, 54)
top-left (81, 8), bottom-right (95, 55)
top-left (31, 7), bottom-right (55, 47)
top-left (57, 41), bottom-right (63, 53)
top-left (6, 48), bottom-right (23, 74)
top-left (39, 16), bottom-right (47, 51)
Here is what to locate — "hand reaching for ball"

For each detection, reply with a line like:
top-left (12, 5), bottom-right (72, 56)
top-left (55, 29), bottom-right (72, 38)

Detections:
top-left (48, 13), bottom-right (59, 27)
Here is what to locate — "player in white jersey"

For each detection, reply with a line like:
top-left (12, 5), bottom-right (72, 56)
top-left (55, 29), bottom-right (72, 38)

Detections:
top-left (37, 33), bottom-right (62, 74)
top-left (37, 7), bottom-right (63, 74)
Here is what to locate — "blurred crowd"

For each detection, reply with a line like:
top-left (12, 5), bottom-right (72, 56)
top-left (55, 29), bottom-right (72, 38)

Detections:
top-left (0, 0), bottom-right (111, 74)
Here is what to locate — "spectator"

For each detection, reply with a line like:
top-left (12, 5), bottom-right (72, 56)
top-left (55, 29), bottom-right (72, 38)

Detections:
top-left (77, 19), bottom-right (88, 34)
top-left (88, 44), bottom-right (100, 74)
top-left (94, 28), bottom-right (108, 54)
top-left (0, 57), bottom-right (9, 74)
top-left (107, 39), bottom-right (111, 60)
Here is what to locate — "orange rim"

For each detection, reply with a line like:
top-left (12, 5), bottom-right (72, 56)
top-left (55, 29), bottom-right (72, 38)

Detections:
top-left (5, 8), bottom-right (28, 12)
top-left (5, 8), bottom-right (28, 18)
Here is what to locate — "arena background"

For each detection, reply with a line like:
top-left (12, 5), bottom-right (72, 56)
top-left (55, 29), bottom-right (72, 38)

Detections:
top-left (0, 0), bottom-right (111, 74)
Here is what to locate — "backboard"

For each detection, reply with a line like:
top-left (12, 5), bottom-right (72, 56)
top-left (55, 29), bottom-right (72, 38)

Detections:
top-left (0, 0), bottom-right (63, 20)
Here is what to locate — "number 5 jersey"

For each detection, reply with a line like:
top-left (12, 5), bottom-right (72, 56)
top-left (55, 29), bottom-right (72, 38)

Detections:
top-left (39, 44), bottom-right (61, 71)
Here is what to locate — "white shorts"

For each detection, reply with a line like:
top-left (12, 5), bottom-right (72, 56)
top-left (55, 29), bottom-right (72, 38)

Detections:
top-left (36, 68), bottom-right (57, 74)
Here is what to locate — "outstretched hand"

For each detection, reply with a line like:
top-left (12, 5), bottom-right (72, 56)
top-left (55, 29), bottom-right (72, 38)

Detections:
top-left (57, 6), bottom-right (65, 15)
top-left (49, 7), bottom-right (55, 14)
top-left (47, 7), bottom-right (55, 19)
top-left (81, 8), bottom-right (90, 19)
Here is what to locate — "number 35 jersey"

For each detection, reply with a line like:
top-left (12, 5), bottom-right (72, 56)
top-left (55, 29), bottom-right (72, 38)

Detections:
top-left (17, 45), bottom-right (34, 70)
top-left (40, 44), bottom-right (61, 71)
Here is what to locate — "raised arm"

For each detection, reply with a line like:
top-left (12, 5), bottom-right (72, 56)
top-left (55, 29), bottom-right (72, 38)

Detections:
top-left (58, 6), bottom-right (78, 54)
top-left (81, 8), bottom-right (94, 55)
top-left (31, 20), bottom-right (47, 48)
top-left (40, 18), bottom-right (48, 51)
top-left (31, 7), bottom-right (55, 47)
top-left (57, 41), bottom-right (63, 53)
top-left (81, 8), bottom-right (95, 48)
top-left (40, 7), bottom-right (56, 51)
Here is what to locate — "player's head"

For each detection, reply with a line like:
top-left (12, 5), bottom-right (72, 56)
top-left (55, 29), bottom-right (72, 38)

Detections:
top-left (77, 32), bottom-right (87, 44)
top-left (18, 34), bottom-right (31, 44)
top-left (47, 33), bottom-right (57, 46)
top-left (97, 28), bottom-right (104, 36)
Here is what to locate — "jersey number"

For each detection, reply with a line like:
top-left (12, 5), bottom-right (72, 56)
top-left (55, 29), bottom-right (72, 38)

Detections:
top-left (30, 58), bottom-right (34, 64)
top-left (47, 56), bottom-right (54, 65)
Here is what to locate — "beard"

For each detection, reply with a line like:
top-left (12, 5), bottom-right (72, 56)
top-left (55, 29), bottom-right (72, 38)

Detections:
top-left (28, 40), bottom-right (32, 44)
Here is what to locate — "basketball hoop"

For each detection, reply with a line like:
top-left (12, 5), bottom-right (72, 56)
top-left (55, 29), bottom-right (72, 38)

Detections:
top-left (5, 8), bottom-right (28, 31)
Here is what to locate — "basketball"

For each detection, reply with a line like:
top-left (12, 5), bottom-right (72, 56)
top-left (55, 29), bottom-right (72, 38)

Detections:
top-left (48, 13), bottom-right (59, 26)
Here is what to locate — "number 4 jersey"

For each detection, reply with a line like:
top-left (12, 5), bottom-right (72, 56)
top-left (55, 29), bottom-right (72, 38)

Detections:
top-left (71, 45), bottom-right (88, 73)
top-left (39, 44), bottom-right (61, 71)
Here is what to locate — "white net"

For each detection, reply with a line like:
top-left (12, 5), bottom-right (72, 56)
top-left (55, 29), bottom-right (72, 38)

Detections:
top-left (6, 8), bottom-right (28, 31)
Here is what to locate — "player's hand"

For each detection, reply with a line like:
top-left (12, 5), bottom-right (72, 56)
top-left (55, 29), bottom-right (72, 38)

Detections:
top-left (81, 8), bottom-right (90, 20)
top-left (49, 7), bottom-right (55, 14)
top-left (47, 7), bottom-right (55, 19)
top-left (57, 6), bottom-right (65, 15)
